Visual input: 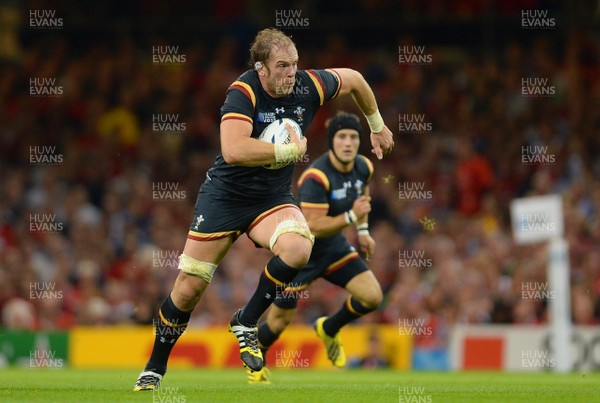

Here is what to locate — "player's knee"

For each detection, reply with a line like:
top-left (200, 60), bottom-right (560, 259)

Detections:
top-left (173, 272), bottom-right (207, 308)
top-left (270, 219), bottom-right (314, 268)
top-left (357, 285), bottom-right (383, 310)
top-left (276, 234), bottom-right (312, 268)
top-left (173, 284), bottom-right (201, 308)
top-left (363, 292), bottom-right (383, 310)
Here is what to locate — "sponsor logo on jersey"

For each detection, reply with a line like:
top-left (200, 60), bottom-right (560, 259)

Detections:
top-left (257, 111), bottom-right (278, 123)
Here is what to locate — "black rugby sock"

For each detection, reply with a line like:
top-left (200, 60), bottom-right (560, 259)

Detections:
top-left (257, 321), bottom-right (281, 350)
top-left (239, 256), bottom-right (298, 326)
top-left (322, 296), bottom-right (375, 337)
top-left (145, 294), bottom-right (192, 375)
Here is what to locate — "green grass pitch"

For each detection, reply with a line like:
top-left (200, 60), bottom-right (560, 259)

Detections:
top-left (0, 368), bottom-right (598, 402)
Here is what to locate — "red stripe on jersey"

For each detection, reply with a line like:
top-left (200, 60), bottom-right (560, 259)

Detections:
top-left (326, 69), bottom-right (342, 99)
top-left (229, 84), bottom-right (252, 103)
top-left (326, 252), bottom-right (360, 274)
top-left (307, 70), bottom-right (326, 103)
top-left (221, 113), bottom-right (252, 124)
top-left (298, 171), bottom-right (328, 190)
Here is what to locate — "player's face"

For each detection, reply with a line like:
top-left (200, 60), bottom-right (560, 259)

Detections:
top-left (333, 129), bottom-right (360, 164)
top-left (263, 45), bottom-right (298, 97)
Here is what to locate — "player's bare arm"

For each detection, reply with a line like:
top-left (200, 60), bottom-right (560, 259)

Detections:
top-left (356, 186), bottom-right (375, 258)
top-left (332, 68), bottom-right (394, 159)
top-left (302, 194), bottom-right (371, 238)
top-left (355, 186), bottom-right (371, 227)
top-left (220, 119), bottom-right (306, 166)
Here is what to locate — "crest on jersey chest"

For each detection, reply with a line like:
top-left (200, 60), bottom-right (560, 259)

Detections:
top-left (294, 106), bottom-right (306, 123)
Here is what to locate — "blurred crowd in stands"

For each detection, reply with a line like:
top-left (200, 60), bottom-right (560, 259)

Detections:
top-left (1, 1), bottom-right (599, 350)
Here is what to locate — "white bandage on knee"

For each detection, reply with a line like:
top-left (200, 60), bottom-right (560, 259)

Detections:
top-left (269, 220), bottom-right (315, 251)
top-left (178, 253), bottom-right (218, 284)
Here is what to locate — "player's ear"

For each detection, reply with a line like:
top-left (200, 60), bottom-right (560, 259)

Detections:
top-left (255, 61), bottom-right (263, 75)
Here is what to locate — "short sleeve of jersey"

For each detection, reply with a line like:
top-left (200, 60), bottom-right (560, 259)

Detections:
top-left (297, 168), bottom-right (330, 210)
top-left (305, 69), bottom-right (342, 105)
top-left (220, 80), bottom-right (256, 125)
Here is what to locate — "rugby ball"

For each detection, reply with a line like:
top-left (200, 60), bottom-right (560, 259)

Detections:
top-left (258, 118), bottom-right (303, 169)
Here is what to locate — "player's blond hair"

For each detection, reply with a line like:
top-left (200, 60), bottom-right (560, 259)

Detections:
top-left (249, 28), bottom-right (296, 66)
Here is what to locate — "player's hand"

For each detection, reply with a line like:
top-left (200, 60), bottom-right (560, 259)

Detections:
top-left (287, 123), bottom-right (307, 158)
top-left (358, 234), bottom-right (375, 260)
top-left (370, 125), bottom-right (394, 160)
top-left (351, 195), bottom-right (371, 221)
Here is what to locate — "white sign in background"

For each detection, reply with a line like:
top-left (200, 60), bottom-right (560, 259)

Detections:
top-left (510, 194), bottom-right (571, 372)
top-left (510, 194), bottom-right (563, 244)
top-left (450, 325), bottom-right (600, 372)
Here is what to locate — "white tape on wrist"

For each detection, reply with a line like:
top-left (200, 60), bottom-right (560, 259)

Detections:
top-left (345, 210), bottom-right (358, 224)
top-left (344, 212), bottom-right (351, 225)
top-left (274, 143), bottom-right (300, 164)
top-left (365, 110), bottom-right (384, 133)
top-left (358, 229), bottom-right (370, 236)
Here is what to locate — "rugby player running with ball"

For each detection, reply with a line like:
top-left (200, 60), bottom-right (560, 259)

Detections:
top-left (134, 28), bottom-right (393, 391)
